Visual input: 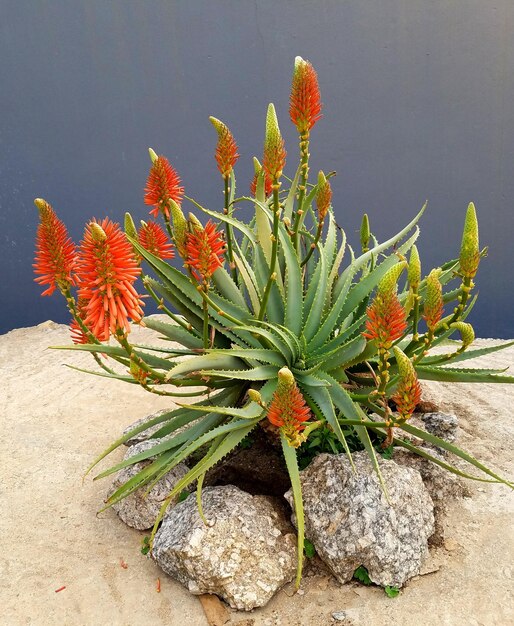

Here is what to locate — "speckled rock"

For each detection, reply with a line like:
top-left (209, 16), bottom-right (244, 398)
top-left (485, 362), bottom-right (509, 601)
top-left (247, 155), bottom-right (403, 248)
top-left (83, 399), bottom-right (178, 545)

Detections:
top-left (152, 485), bottom-right (297, 610)
top-left (285, 451), bottom-right (434, 588)
top-left (122, 410), bottom-right (172, 446)
top-left (108, 439), bottom-right (189, 530)
top-left (393, 446), bottom-right (467, 545)
top-left (420, 412), bottom-right (458, 443)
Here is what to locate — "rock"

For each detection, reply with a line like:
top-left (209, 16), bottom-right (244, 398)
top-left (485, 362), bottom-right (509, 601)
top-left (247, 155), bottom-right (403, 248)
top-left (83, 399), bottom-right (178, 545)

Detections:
top-left (152, 485), bottom-right (297, 610)
top-left (332, 611), bottom-right (347, 621)
top-left (392, 447), bottom-right (465, 501)
top-left (204, 428), bottom-right (290, 497)
top-left (108, 439), bottom-right (189, 530)
top-left (392, 446), bottom-right (466, 546)
top-left (420, 412), bottom-right (458, 443)
top-left (417, 381), bottom-right (441, 413)
top-left (122, 410), bottom-right (172, 446)
top-left (285, 451), bottom-right (434, 588)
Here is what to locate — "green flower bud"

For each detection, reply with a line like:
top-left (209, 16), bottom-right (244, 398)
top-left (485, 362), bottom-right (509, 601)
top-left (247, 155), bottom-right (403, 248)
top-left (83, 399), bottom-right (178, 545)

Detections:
top-left (450, 321), bottom-right (475, 348)
top-left (408, 245), bottom-right (421, 291)
top-left (124, 212), bottom-right (137, 240)
top-left (459, 202), bottom-right (480, 278)
top-left (360, 214), bottom-right (370, 252)
top-left (148, 147), bottom-right (158, 164)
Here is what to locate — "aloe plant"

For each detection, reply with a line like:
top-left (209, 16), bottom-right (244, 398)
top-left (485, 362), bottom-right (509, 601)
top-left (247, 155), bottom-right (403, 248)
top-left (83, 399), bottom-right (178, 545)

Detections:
top-left (34, 56), bottom-right (513, 587)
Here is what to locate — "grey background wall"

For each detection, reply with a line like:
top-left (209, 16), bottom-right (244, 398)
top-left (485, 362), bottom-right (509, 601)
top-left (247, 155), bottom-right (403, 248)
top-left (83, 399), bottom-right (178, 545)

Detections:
top-left (1, 0), bottom-right (513, 337)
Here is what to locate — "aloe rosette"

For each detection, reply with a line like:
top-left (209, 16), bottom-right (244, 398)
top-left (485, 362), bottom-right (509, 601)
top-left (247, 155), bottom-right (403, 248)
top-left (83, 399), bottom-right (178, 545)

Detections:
top-left (34, 57), bottom-right (514, 586)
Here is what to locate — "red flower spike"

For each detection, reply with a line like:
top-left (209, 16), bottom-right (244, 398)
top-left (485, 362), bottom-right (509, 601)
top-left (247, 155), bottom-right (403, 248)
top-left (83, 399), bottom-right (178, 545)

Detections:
top-left (144, 155), bottom-right (184, 220)
top-left (138, 221), bottom-right (174, 260)
top-left (363, 291), bottom-right (407, 348)
top-left (363, 263), bottom-right (408, 349)
top-left (76, 219), bottom-right (144, 341)
top-left (392, 347), bottom-right (422, 421)
top-left (209, 117), bottom-right (240, 178)
top-left (289, 56), bottom-right (322, 134)
top-left (33, 198), bottom-right (77, 296)
top-left (185, 220), bottom-right (225, 283)
top-left (267, 367), bottom-right (311, 448)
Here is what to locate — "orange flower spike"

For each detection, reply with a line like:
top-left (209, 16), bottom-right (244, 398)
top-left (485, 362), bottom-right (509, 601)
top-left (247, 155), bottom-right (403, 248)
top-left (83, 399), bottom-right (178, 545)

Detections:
top-left (423, 268), bottom-right (444, 331)
top-left (263, 104), bottom-right (286, 182)
top-left (363, 262), bottom-right (408, 348)
top-left (209, 117), bottom-right (240, 179)
top-left (144, 155), bottom-right (184, 220)
top-left (267, 367), bottom-right (311, 448)
top-left (185, 219), bottom-right (225, 284)
top-left (138, 221), bottom-right (174, 260)
top-left (392, 347), bottom-right (422, 421)
top-left (289, 56), bottom-right (322, 134)
top-left (76, 219), bottom-right (144, 341)
top-left (33, 198), bottom-right (77, 296)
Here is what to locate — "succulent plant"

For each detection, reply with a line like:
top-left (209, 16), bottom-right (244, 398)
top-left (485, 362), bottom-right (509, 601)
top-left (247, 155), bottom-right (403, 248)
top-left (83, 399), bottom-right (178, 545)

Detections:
top-left (34, 57), bottom-right (514, 586)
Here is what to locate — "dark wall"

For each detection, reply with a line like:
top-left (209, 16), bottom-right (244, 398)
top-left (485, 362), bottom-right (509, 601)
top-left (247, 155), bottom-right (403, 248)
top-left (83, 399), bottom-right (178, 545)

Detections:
top-left (1, 0), bottom-right (513, 337)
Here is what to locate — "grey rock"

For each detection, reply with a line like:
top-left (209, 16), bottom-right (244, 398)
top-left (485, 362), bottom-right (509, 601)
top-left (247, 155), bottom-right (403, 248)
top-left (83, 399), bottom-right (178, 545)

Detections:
top-left (285, 451), bottom-right (434, 588)
top-left (332, 611), bottom-right (347, 621)
top-left (392, 446), bottom-right (465, 502)
top-left (393, 446), bottom-right (467, 546)
top-left (122, 410), bottom-right (171, 446)
top-left (152, 485), bottom-right (297, 610)
top-left (420, 412), bottom-right (458, 443)
top-left (109, 439), bottom-right (189, 530)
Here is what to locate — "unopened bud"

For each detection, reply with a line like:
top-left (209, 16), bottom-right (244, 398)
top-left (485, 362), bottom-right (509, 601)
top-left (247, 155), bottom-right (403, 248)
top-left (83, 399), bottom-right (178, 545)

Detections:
top-left (360, 214), bottom-right (370, 251)
top-left (460, 202), bottom-right (480, 278)
top-left (89, 222), bottom-right (107, 243)
top-left (408, 245), bottom-right (421, 291)
top-left (148, 148), bottom-right (158, 163)
top-left (124, 212), bottom-right (137, 239)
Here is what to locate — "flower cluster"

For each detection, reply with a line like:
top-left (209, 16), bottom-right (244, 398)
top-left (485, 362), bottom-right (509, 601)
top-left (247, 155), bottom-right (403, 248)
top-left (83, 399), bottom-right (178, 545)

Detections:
top-left (267, 368), bottom-right (311, 448)
top-left (144, 155), bottom-right (184, 220)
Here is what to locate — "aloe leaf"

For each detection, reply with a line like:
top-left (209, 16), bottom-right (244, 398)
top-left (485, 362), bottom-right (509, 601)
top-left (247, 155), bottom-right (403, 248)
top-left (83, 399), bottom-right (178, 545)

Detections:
top-left (200, 366), bottom-right (279, 381)
top-left (141, 317), bottom-right (203, 348)
top-left (420, 341), bottom-right (514, 366)
top-left (65, 364), bottom-right (134, 383)
top-left (280, 433), bottom-right (304, 588)
top-left (234, 324), bottom-right (294, 364)
top-left (303, 241), bottom-right (328, 340)
top-left (283, 162), bottom-right (302, 221)
top-left (392, 437), bottom-right (501, 483)
top-left (319, 372), bottom-right (389, 499)
top-left (212, 266), bottom-right (248, 310)
top-left (101, 450), bottom-right (178, 510)
top-left (302, 384), bottom-right (355, 471)
top-left (150, 423), bottom-right (260, 543)
top-left (84, 389), bottom-right (236, 476)
top-left (252, 320), bottom-right (301, 362)
top-left (255, 176), bottom-right (273, 263)
top-left (175, 402), bottom-right (264, 420)
top-left (205, 348), bottom-right (286, 367)
top-left (186, 195), bottom-right (257, 244)
top-left (253, 243), bottom-right (285, 322)
top-left (398, 422), bottom-right (513, 487)
top-left (233, 251), bottom-right (261, 314)
top-left (334, 202), bottom-right (427, 299)
top-left (102, 415), bottom-right (261, 498)
top-left (320, 335), bottom-right (367, 372)
top-left (340, 227), bottom-right (419, 321)
top-left (416, 365), bottom-right (514, 383)
top-left (165, 354), bottom-right (246, 380)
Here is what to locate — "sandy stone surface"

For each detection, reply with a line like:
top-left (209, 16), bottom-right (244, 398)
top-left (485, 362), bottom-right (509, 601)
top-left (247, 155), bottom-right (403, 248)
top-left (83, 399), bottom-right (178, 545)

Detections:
top-left (2, 320), bottom-right (513, 626)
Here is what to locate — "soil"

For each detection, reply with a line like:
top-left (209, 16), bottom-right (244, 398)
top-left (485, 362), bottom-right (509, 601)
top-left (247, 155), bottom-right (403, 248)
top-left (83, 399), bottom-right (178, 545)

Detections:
top-left (1, 319), bottom-right (513, 626)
